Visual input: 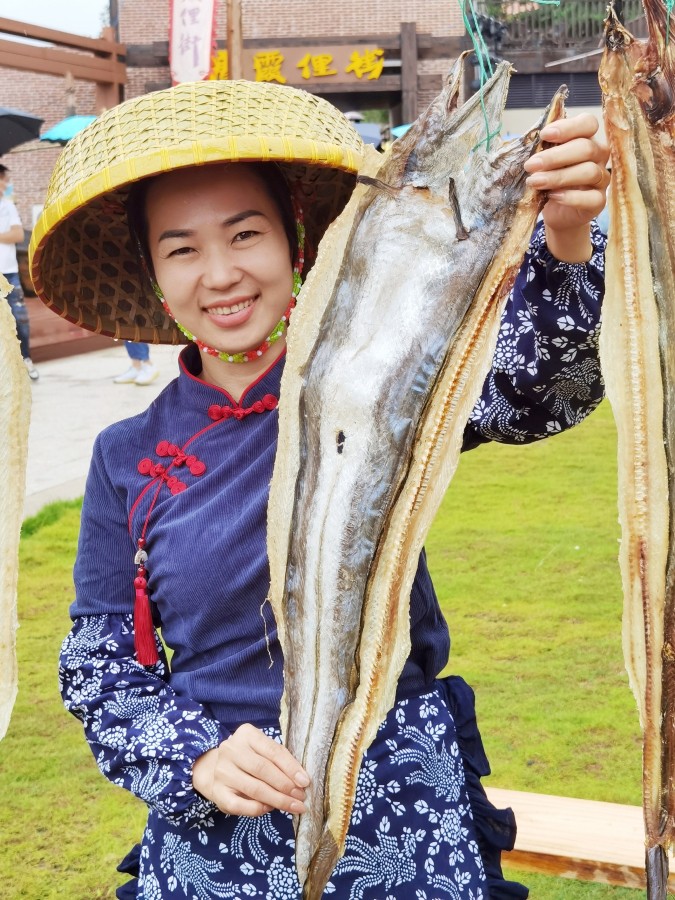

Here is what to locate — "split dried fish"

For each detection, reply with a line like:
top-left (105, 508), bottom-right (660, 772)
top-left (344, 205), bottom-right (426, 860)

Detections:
top-left (267, 56), bottom-right (566, 899)
top-left (599, 3), bottom-right (675, 895)
top-left (0, 273), bottom-right (32, 739)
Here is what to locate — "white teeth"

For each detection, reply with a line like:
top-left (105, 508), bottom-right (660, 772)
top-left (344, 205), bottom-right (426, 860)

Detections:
top-left (209, 299), bottom-right (254, 315)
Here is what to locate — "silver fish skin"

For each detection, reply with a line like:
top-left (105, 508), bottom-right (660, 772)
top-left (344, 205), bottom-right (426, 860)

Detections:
top-left (269, 57), bottom-right (563, 899)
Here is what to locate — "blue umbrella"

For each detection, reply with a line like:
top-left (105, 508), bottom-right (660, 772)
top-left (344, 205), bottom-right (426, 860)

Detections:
top-left (391, 124), bottom-right (411, 139)
top-left (40, 115), bottom-right (97, 145)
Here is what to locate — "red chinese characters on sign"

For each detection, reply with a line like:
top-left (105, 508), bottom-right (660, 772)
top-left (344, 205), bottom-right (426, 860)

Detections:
top-left (170, 0), bottom-right (217, 84)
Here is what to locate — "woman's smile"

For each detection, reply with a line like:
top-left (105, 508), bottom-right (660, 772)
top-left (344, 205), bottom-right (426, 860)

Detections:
top-left (204, 296), bottom-right (257, 327)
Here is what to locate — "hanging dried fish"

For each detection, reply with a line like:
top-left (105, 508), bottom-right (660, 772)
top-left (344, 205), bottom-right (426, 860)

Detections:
top-left (599, 2), bottom-right (675, 895)
top-left (0, 273), bottom-right (32, 740)
top-left (267, 54), bottom-right (566, 898)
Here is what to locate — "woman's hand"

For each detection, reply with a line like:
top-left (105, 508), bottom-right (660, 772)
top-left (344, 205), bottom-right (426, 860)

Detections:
top-left (192, 723), bottom-right (310, 817)
top-left (524, 113), bottom-right (610, 263)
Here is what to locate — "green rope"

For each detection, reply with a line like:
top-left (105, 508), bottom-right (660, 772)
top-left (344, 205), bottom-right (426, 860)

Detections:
top-left (667, 0), bottom-right (675, 47)
top-left (460, 0), bottom-right (560, 151)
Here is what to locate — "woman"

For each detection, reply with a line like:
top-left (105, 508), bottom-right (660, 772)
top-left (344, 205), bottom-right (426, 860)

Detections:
top-left (30, 80), bottom-right (608, 899)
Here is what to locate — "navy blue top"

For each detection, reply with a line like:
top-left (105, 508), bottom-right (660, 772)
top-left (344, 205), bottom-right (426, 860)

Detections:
top-left (61, 222), bottom-right (606, 822)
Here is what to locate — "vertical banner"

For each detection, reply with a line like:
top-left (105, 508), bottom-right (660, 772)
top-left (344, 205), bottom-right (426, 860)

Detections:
top-left (169, 0), bottom-right (217, 84)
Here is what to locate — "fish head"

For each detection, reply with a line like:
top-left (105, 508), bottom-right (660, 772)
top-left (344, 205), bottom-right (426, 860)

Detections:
top-left (381, 58), bottom-right (566, 238)
top-left (602, 5), bottom-right (675, 127)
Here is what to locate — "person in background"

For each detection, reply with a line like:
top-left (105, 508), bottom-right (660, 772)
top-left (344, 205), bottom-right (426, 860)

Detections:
top-left (113, 340), bottom-right (159, 385)
top-left (0, 164), bottom-right (38, 380)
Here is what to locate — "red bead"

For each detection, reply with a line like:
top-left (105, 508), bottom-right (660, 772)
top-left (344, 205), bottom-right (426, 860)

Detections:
top-left (156, 441), bottom-right (169, 456)
top-left (134, 576), bottom-right (147, 589)
top-left (137, 458), bottom-right (153, 475)
top-left (207, 404), bottom-right (222, 420)
top-left (190, 461), bottom-right (206, 476)
top-left (138, 538), bottom-right (146, 549)
top-left (263, 394), bottom-right (278, 410)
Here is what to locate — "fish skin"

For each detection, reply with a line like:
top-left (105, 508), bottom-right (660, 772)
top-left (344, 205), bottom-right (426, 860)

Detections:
top-left (0, 273), bottom-right (31, 740)
top-left (268, 57), bottom-right (565, 899)
top-left (599, 5), bottom-right (675, 896)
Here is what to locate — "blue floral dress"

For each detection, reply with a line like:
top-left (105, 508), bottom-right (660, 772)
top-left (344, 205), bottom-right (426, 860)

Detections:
top-left (60, 223), bottom-right (606, 899)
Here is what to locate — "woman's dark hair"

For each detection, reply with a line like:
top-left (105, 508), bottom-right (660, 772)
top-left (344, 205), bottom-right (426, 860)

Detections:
top-left (126, 162), bottom-right (298, 280)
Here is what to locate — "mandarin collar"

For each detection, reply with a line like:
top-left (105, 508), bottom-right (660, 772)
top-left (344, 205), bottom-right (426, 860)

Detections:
top-left (176, 343), bottom-right (286, 413)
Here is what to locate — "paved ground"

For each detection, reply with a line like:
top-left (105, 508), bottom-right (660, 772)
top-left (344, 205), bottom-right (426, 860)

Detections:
top-left (23, 342), bottom-right (183, 518)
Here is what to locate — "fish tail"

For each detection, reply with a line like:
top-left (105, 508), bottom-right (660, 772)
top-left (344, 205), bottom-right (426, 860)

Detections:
top-left (646, 844), bottom-right (669, 899)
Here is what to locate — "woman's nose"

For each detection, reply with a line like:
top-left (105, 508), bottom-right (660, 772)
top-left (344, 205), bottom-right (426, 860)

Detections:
top-left (201, 248), bottom-right (241, 289)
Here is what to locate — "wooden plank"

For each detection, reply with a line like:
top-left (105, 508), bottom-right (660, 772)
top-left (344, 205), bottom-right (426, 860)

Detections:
top-left (0, 38), bottom-right (126, 83)
top-left (418, 35), bottom-right (472, 60)
top-left (401, 22), bottom-right (418, 124)
top-left (486, 787), bottom-right (675, 889)
top-left (0, 16), bottom-right (124, 55)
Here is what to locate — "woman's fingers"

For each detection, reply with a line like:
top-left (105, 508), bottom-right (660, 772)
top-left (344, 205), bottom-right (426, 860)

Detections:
top-left (539, 111), bottom-right (600, 143)
top-left (525, 160), bottom-right (611, 193)
top-left (194, 723), bottom-right (312, 817)
top-left (225, 723), bottom-right (310, 789)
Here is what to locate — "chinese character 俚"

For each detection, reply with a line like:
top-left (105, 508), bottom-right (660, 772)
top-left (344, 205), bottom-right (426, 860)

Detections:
top-left (253, 51), bottom-right (287, 84)
top-left (181, 6), bottom-right (201, 27)
top-left (296, 53), bottom-right (338, 80)
top-left (345, 48), bottom-right (385, 80)
top-left (209, 49), bottom-right (229, 80)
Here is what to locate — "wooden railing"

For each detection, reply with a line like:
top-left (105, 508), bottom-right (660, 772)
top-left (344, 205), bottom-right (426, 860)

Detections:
top-left (474, 1), bottom-right (645, 49)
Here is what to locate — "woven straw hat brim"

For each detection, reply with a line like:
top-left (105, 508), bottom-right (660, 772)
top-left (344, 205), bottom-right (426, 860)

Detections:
top-left (29, 80), bottom-right (364, 344)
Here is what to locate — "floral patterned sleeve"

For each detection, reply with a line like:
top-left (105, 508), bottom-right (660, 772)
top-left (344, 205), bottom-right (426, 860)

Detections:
top-left (463, 219), bottom-right (606, 450)
top-left (59, 436), bottom-right (227, 826)
top-left (59, 613), bottom-right (226, 825)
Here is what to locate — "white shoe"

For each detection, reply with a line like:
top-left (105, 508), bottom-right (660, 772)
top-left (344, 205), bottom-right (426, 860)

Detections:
top-left (113, 365), bottom-right (141, 384)
top-left (134, 363), bottom-right (159, 386)
top-left (24, 358), bottom-right (39, 381)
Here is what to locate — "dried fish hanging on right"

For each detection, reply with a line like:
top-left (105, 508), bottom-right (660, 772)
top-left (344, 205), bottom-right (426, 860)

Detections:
top-left (599, 1), bottom-right (675, 896)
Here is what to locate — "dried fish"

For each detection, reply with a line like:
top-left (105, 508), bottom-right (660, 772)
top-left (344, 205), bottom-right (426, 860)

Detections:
top-left (268, 56), bottom-right (566, 898)
top-left (0, 273), bottom-right (32, 739)
top-left (599, 3), bottom-right (675, 895)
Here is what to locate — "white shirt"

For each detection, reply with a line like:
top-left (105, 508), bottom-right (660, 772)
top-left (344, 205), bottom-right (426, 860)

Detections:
top-left (0, 197), bottom-right (21, 274)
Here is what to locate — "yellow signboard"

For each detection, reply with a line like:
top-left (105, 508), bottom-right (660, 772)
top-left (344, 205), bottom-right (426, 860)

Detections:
top-left (209, 45), bottom-right (386, 85)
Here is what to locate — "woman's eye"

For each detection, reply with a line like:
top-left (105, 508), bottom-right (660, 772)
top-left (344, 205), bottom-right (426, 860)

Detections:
top-left (234, 230), bottom-right (258, 242)
top-left (167, 246), bottom-right (194, 257)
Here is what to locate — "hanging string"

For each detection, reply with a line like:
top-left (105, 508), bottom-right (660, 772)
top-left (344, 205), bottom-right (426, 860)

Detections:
top-left (666, 0), bottom-right (675, 47)
top-left (459, 0), bottom-right (560, 152)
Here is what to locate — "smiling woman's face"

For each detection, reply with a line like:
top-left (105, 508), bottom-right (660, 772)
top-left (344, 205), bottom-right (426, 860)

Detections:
top-left (146, 163), bottom-right (294, 363)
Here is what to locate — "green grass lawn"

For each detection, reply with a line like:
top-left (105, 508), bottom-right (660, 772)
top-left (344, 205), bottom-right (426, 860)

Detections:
top-left (0, 401), bottom-right (646, 898)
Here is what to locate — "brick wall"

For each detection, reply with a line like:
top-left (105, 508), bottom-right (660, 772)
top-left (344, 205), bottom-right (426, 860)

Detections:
top-left (0, 68), bottom-right (97, 229)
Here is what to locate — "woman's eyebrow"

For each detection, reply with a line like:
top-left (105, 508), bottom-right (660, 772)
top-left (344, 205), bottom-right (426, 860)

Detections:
top-left (157, 210), bottom-right (265, 243)
top-left (158, 228), bottom-right (194, 242)
top-left (223, 209), bottom-right (265, 227)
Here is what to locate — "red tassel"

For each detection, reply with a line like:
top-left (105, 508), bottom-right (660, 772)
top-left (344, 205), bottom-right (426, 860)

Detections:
top-left (134, 569), bottom-right (159, 665)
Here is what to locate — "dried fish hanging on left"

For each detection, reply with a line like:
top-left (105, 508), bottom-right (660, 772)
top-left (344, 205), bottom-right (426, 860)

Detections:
top-left (0, 273), bottom-right (32, 740)
top-left (268, 52), bottom-right (570, 899)
top-left (599, 1), bottom-right (675, 896)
